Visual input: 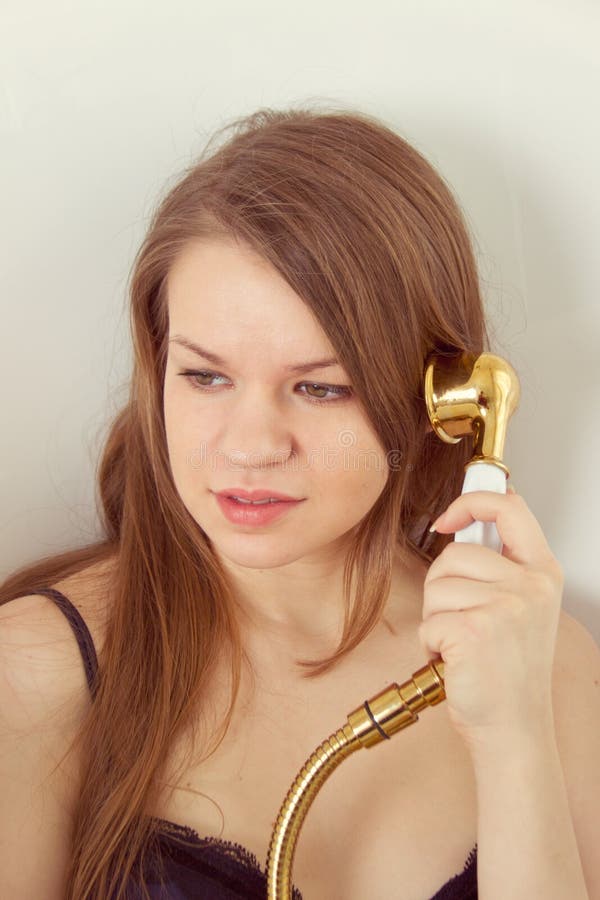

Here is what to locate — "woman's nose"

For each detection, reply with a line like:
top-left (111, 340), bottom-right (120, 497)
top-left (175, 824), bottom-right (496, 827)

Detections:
top-left (222, 396), bottom-right (294, 467)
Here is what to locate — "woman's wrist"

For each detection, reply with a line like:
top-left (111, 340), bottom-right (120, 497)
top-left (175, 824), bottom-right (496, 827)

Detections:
top-left (460, 706), bottom-right (557, 774)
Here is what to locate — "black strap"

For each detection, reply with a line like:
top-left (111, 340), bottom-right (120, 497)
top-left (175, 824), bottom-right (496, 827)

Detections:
top-left (21, 587), bottom-right (99, 699)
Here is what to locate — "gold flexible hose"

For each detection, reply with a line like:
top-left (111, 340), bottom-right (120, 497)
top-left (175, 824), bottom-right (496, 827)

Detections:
top-left (266, 657), bottom-right (446, 899)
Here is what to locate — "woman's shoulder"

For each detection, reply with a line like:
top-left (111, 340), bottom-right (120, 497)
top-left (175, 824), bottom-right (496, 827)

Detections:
top-left (552, 607), bottom-right (599, 729)
top-left (553, 608), bottom-right (598, 708)
top-left (49, 552), bottom-right (119, 658)
top-left (549, 608), bottom-right (600, 897)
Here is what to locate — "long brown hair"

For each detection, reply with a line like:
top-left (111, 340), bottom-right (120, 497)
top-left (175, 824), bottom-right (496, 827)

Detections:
top-left (1, 103), bottom-right (493, 898)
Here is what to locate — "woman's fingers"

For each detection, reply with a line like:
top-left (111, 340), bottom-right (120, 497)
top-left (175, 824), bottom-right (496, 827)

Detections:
top-left (422, 570), bottom-right (510, 620)
top-left (430, 489), bottom-right (556, 567)
top-left (425, 540), bottom-right (515, 589)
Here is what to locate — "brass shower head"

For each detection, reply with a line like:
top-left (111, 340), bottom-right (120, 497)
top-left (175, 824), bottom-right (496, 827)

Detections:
top-left (424, 350), bottom-right (521, 477)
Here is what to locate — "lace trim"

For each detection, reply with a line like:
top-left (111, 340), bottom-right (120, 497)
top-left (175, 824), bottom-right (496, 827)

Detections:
top-left (463, 846), bottom-right (477, 871)
top-left (152, 817), bottom-right (476, 900)
top-left (152, 817), bottom-right (265, 873)
top-left (150, 816), bottom-right (304, 900)
top-left (429, 844), bottom-right (478, 900)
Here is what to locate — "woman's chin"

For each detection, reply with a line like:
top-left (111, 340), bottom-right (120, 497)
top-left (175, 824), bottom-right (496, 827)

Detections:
top-left (209, 537), bottom-right (306, 570)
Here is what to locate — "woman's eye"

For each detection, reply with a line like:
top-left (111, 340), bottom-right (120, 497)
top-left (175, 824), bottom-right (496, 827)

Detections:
top-left (182, 370), bottom-right (226, 388)
top-left (299, 382), bottom-right (351, 402)
top-left (177, 370), bottom-right (352, 404)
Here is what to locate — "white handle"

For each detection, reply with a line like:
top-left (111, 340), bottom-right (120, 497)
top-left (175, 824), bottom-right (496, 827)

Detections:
top-left (454, 462), bottom-right (506, 552)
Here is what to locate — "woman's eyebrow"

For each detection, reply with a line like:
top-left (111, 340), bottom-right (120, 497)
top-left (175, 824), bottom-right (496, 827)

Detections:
top-left (168, 335), bottom-right (341, 374)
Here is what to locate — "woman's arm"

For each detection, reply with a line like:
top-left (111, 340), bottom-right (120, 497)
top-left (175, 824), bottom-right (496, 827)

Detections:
top-left (471, 610), bottom-right (600, 900)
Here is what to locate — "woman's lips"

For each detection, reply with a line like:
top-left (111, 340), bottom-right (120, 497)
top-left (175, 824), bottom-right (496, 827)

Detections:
top-left (214, 493), bottom-right (304, 526)
top-left (216, 487), bottom-right (301, 502)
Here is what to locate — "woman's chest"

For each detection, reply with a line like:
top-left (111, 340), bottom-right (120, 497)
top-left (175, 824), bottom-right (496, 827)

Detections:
top-left (152, 668), bottom-right (479, 900)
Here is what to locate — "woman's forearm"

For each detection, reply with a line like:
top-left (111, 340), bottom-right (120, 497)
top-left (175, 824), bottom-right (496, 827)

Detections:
top-left (471, 722), bottom-right (589, 900)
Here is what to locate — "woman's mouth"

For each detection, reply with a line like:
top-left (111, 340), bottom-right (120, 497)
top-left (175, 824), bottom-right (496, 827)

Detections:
top-left (214, 493), bottom-right (304, 526)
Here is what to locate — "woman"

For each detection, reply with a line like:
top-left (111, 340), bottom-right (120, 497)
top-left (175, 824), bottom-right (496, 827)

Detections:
top-left (0, 106), bottom-right (597, 900)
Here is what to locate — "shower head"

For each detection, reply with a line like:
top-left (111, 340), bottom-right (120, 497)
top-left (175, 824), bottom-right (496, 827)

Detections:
top-left (424, 350), bottom-right (521, 477)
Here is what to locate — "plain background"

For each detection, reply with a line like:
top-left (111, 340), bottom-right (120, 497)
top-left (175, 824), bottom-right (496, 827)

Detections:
top-left (1, 0), bottom-right (599, 644)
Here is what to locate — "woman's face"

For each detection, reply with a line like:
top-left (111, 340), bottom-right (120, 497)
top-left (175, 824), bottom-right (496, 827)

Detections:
top-left (163, 236), bottom-right (389, 570)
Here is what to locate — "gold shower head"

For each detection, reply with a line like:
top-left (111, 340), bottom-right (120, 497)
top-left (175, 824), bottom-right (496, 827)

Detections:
top-left (424, 350), bottom-right (521, 477)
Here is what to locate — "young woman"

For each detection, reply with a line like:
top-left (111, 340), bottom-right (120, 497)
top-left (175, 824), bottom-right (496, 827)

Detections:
top-left (1, 106), bottom-right (597, 900)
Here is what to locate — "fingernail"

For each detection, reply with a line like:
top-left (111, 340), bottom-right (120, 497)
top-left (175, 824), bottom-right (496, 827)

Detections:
top-left (429, 516), bottom-right (441, 533)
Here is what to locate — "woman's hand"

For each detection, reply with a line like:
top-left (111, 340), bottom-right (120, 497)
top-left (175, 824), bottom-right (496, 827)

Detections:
top-left (419, 487), bottom-right (564, 757)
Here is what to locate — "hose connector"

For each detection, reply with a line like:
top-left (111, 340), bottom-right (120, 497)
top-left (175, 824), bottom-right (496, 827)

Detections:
top-left (346, 657), bottom-right (446, 748)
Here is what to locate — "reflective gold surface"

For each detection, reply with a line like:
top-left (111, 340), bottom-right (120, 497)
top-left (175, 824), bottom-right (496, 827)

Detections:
top-left (424, 350), bottom-right (520, 477)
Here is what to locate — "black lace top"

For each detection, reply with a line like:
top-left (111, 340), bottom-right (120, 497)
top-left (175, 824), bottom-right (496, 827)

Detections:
top-left (28, 587), bottom-right (478, 899)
